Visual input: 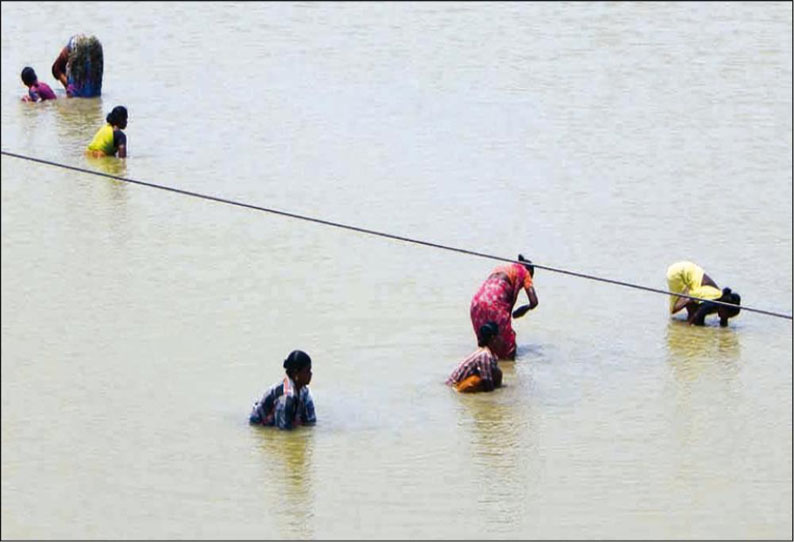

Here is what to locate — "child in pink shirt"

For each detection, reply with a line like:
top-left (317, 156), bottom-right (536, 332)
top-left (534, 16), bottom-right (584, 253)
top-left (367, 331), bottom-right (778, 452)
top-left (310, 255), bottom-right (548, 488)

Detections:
top-left (21, 67), bottom-right (57, 102)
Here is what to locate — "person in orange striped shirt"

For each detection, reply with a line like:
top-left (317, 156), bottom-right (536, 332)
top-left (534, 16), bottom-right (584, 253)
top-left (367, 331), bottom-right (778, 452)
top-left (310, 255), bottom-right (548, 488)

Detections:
top-left (447, 322), bottom-right (502, 393)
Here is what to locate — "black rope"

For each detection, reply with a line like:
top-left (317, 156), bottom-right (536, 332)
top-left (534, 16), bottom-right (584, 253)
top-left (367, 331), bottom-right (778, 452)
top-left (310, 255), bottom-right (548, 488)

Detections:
top-left (2, 150), bottom-right (791, 321)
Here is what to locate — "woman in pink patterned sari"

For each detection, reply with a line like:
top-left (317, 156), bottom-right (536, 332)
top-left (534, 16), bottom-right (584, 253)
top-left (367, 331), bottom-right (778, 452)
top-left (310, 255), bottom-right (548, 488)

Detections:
top-left (470, 254), bottom-right (538, 360)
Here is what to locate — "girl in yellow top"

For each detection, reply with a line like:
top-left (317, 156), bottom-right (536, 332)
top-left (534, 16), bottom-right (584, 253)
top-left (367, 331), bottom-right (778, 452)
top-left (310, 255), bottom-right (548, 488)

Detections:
top-left (87, 105), bottom-right (128, 158)
top-left (666, 261), bottom-right (741, 327)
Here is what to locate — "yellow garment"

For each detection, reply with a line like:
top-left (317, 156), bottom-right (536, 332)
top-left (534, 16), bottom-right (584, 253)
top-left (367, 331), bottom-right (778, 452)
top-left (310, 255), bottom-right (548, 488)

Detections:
top-left (454, 374), bottom-right (483, 393)
top-left (666, 261), bottom-right (722, 313)
top-left (86, 123), bottom-right (116, 156)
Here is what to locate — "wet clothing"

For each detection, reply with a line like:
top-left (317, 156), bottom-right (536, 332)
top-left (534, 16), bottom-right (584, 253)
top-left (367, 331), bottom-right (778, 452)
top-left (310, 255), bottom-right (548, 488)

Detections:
top-left (666, 261), bottom-right (721, 313)
top-left (86, 124), bottom-right (126, 156)
top-left (446, 347), bottom-right (499, 392)
top-left (27, 82), bottom-right (56, 101)
top-left (56, 34), bottom-right (103, 97)
top-left (470, 262), bottom-right (533, 359)
top-left (249, 376), bottom-right (316, 430)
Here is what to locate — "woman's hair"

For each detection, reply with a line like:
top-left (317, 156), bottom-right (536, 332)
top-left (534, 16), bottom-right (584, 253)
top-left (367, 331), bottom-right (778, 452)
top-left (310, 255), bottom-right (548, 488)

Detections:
top-left (283, 350), bottom-right (312, 375)
top-left (67, 34), bottom-right (103, 90)
top-left (478, 321), bottom-right (499, 347)
top-left (718, 287), bottom-right (741, 325)
top-left (692, 287), bottom-right (741, 326)
top-left (106, 105), bottom-right (128, 126)
top-left (21, 67), bottom-right (37, 86)
top-left (518, 254), bottom-right (535, 277)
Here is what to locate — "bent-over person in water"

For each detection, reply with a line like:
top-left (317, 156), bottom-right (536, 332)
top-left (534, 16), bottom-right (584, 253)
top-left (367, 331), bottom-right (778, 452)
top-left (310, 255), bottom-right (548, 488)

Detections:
top-left (447, 321), bottom-right (503, 393)
top-left (666, 261), bottom-right (741, 327)
top-left (51, 34), bottom-right (103, 97)
top-left (470, 254), bottom-right (538, 360)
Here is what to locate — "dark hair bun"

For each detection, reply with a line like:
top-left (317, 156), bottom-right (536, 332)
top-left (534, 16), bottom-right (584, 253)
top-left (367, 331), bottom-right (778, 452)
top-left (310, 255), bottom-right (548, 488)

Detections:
top-left (106, 105), bottom-right (128, 126)
top-left (283, 350), bottom-right (312, 372)
top-left (518, 254), bottom-right (535, 277)
top-left (480, 322), bottom-right (498, 339)
top-left (478, 321), bottom-right (499, 346)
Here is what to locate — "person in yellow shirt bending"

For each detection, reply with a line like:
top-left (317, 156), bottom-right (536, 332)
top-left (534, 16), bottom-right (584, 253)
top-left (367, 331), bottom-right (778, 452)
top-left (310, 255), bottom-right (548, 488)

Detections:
top-left (666, 261), bottom-right (741, 327)
top-left (87, 105), bottom-right (128, 158)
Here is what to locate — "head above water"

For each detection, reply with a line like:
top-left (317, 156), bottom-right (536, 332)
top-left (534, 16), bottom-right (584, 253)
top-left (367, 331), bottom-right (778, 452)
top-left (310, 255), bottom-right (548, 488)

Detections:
top-left (106, 105), bottom-right (128, 129)
top-left (518, 254), bottom-right (534, 278)
top-left (478, 321), bottom-right (499, 347)
top-left (717, 287), bottom-right (741, 327)
top-left (283, 349), bottom-right (312, 387)
top-left (21, 67), bottom-right (37, 86)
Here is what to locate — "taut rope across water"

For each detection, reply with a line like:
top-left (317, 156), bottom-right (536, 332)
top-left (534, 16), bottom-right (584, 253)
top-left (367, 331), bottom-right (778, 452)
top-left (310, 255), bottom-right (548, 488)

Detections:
top-left (2, 150), bottom-right (791, 321)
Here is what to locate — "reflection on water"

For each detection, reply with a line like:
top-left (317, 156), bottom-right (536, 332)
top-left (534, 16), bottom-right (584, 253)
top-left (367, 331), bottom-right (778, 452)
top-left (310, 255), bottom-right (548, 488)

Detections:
top-left (18, 98), bottom-right (58, 116)
top-left (53, 97), bottom-right (105, 155)
top-left (251, 428), bottom-right (315, 539)
top-left (515, 342), bottom-right (543, 361)
top-left (458, 366), bottom-right (537, 534)
top-left (84, 154), bottom-right (128, 178)
top-left (16, 100), bottom-right (55, 150)
top-left (664, 320), bottom-right (745, 508)
top-left (665, 321), bottom-right (741, 383)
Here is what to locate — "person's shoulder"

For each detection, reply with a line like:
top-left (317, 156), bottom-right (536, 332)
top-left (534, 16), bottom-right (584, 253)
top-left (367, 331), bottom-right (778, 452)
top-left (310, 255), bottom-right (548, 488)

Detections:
top-left (493, 263), bottom-right (509, 274)
top-left (262, 379), bottom-right (285, 396)
top-left (460, 348), bottom-right (490, 368)
top-left (461, 348), bottom-right (481, 363)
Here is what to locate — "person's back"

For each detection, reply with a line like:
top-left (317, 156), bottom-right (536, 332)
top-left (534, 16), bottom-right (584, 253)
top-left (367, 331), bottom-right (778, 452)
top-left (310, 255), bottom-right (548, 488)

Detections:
top-left (470, 254), bottom-right (537, 360)
top-left (87, 105), bottom-right (128, 158)
top-left (52, 34), bottom-right (103, 97)
top-left (30, 81), bottom-right (57, 101)
top-left (447, 322), bottom-right (503, 393)
top-left (86, 124), bottom-right (119, 155)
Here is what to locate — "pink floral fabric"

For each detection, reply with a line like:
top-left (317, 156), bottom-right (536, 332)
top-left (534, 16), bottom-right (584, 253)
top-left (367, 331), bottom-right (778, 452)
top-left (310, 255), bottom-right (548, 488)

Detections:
top-left (469, 263), bottom-right (532, 359)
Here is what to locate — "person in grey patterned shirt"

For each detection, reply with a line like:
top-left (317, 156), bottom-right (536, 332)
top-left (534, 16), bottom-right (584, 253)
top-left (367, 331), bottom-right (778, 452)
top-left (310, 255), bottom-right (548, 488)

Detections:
top-left (249, 350), bottom-right (316, 429)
